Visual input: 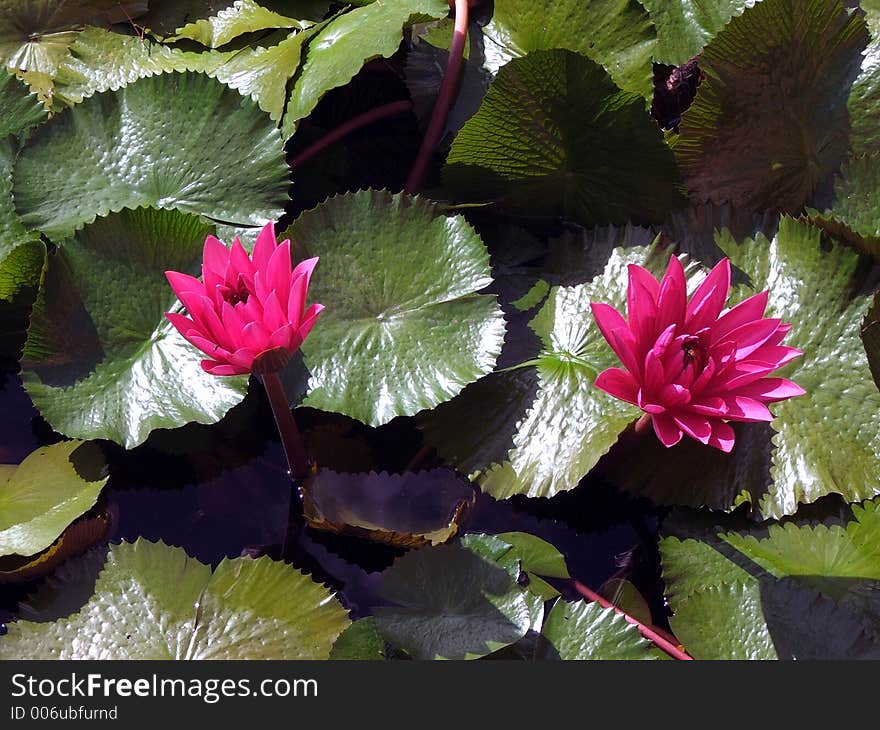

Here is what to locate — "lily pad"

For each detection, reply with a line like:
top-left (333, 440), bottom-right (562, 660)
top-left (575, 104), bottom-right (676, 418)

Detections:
top-left (640, 0), bottom-right (757, 65)
top-left (675, 0), bottom-right (868, 214)
top-left (606, 217), bottom-right (880, 520)
top-left (661, 500), bottom-right (880, 659)
top-left (281, 0), bottom-right (448, 138)
top-left (479, 244), bottom-right (680, 500)
top-left (372, 537), bottom-right (535, 660)
top-left (444, 49), bottom-right (684, 228)
top-left (283, 189), bottom-right (505, 426)
top-left (13, 70), bottom-right (289, 239)
top-left (0, 440), bottom-right (107, 558)
top-left (540, 598), bottom-right (662, 660)
top-left (483, 0), bottom-right (657, 97)
top-left (0, 69), bottom-right (46, 136)
top-left (0, 538), bottom-right (351, 659)
top-left (169, 0), bottom-right (311, 47)
top-left (848, 2), bottom-right (880, 157)
top-left (329, 618), bottom-right (386, 660)
top-left (20, 207), bottom-right (249, 448)
top-left (302, 468), bottom-right (476, 547)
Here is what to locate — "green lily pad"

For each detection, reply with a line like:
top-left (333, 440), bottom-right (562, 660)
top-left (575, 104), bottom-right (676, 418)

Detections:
top-left (0, 238), bottom-right (44, 362)
top-left (0, 441), bottom-right (107, 558)
top-left (169, 0), bottom-right (311, 47)
top-left (607, 217), bottom-right (880, 520)
top-left (848, 2), bottom-right (880, 157)
top-left (483, 0), bottom-right (657, 98)
top-left (13, 70), bottom-right (289, 239)
top-left (281, 0), bottom-right (448, 138)
top-left (540, 599), bottom-right (662, 660)
top-left (444, 49), bottom-right (684, 228)
top-left (329, 618), bottom-right (386, 660)
top-left (283, 189), bottom-right (505, 426)
top-left (639, 0), bottom-right (757, 65)
top-left (372, 537), bottom-right (535, 660)
top-left (661, 500), bottom-right (880, 659)
top-left (20, 207), bottom-right (249, 448)
top-left (480, 244), bottom-right (682, 500)
top-left (864, 293), bottom-right (880, 389)
top-left (675, 0), bottom-right (868, 214)
top-left (0, 538), bottom-right (350, 659)
top-left (0, 69), bottom-right (46, 136)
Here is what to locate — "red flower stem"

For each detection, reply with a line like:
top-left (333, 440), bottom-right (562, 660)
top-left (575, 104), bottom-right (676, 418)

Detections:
top-left (403, 0), bottom-right (469, 194)
top-left (573, 580), bottom-right (694, 661)
top-left (287, 100), bottom-right (414, 168)
top-left (260, 371), bottom-right (310, 480)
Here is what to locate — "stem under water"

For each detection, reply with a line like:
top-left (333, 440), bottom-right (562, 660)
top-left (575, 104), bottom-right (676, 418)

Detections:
top-left (260, 371), bottom-right (310, 480)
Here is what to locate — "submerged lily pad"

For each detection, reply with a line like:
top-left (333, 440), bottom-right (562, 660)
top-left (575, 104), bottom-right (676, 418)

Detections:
top-left (0, 539), bottom-right (350, 659)
top-left (482, 0), bottom-right (657, 97)
top-left (606, 217), bottom-right (880, 519)
top-left (284, 189), bottom-right (505, 426)
top-left (444, 49), bottom-right (684, 228)
top-left (20, 207), bottom-right (248, 448)
top-left (675, 0), bottom-right (868, 214)
top-left (661, 500), bottom-right (880, 659)
top-left (13, 70), bottom-right (289, 239)
top-left (0, 440), bottom-right (107, 559)
top-left (302, 468), bottom-right (476, 547)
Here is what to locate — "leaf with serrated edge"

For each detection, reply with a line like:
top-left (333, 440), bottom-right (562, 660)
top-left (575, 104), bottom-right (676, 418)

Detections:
top-left (541, 599), bottom-right (662, 660)
top-left (675, 0), bottom-right (868, 214)
top-left (20, 208), bottom-right (248, 448)
top-left (0, 441), bottom-right (107, 558)
top-left (0, 539), bottom-right (350, 659)
top-left (283, 190), bottom-right (505, 426)
top-left (444, 49), bottom-right (684, 228)
top-left (169, 0), bottom-right (311, 48)
top-left (13, 71), bottom-right (288, 239)
top-left (483, 0), bottom-right (657, 97)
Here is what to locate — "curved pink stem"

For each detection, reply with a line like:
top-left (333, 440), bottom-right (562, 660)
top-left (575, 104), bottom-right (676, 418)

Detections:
top-left (288, 100), bottom-right (414, 168)
top-left (573, 580), bottom-right (694, 661)
top-left (404, 0), bottom-right (469, 194)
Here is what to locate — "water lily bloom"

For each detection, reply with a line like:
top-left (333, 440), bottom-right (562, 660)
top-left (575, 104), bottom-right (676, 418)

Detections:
top-left (591, 257), bottom-right (804, 452)
top-left (165, 222), bottom-right (323, 376)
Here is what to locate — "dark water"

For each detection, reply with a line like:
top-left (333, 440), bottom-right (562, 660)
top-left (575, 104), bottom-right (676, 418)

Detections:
top-left (0, 370), bottom-right (670, 634)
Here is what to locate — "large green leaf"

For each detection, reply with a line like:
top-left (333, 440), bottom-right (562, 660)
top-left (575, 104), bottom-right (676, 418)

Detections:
top-left (0, 69), bottom-right (46, 136)
top-left (13, 71), bottom-right (289, 239)
top-left (444, 49), bottom-right (684, 228)
top-left (479, 245), bottom-right (681, 500)
top-left (482, 0), bottom-right (657, 97)
top-left (0, 441), bottom-right (107, 558)
top-left (661, 500), bottom-right (880, 659)
top-left (540, 599), bottom-right (662, 660)
top-left (372, 537), bottom-right (535, 660)
top-left (848, 1), bottom-right (880, 156)
top-left (20, 208), bottom-right (248, 448)
top-left (281, 0), bottom-right (448, 138)
top-left (283, 190), bottom-right (505, 426)
top-left (169, 0), bottom-right (311, 47)
top-left (0, 539), bottom-right (350, 659)
top-left (640, 0), bottom-right (757, 65)
top-left (607, 217), bottom-right (880, 519)
top-left (675, 0), bottom-right (868, 214)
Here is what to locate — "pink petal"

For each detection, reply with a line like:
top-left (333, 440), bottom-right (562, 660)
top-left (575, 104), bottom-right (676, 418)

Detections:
top-left (288, 257), bottom-right (320, 325)
top-left (265, 240), bottom-right (292, 307)
top-left (718, 362), bottom-right (780, 391)
top-left (165, 311), bottom-right (197, 337)
top-left (187, 333), bottom-right (232, 361)
top-left (252, 222), bottom-right (277, 272)
top-left (594, 367), bottom-right (639, 403)
top-left (228, 347), bottom-right (257, 370)
top-left (220, 302), bottom-right (247, 350)
top-left (296, 302), bottom-right (324, 344)
top-left (708, 420), bottom-right (735, 453)
top-left (652, 412), bottom-right (683, 447)
top-left (230, 237), bottom-right (256, 284)
top-left (656, 256), bottom-right (687, 329)
top-left (659, 383), bottom-right (691, 406)
top-left (724, 318), bottom-right (782, 360)
top-left (672, 412), bottom-right (712, 444)
top-left (201, 360), bottom-right (249, 376)
top-left (711, 290), bottom-right (769, 344)
top-left (269, 324), bottom-right (295, 350)
top-left (239, 321), bottom-right (272, 353)
top-left (610, 328), bottom-right (642, 377)
top-left (197, 296), bottom-right (233, 351)
top-left (165, 271), bottom-right (204, 298)
top-left (764, 323), bottom-right (793, 348)
top-left (686, 258), bottom-right (731, 331)
top-left (627, 264), bottom-right (659, 344)
top-left (689, 396), bottom-right (727, 417)
top-left (202, 234), bottom-right (230, 291)
top-left (746, 344), bottom-right (802, 369)
top-left (733, 377), bottom-right (805, 402)
top-left (643, 347), bottom-right (665, 395)
top-left (688, 355), bottom-right (716, 395)
top-left (262, 290), bottom-right (287, 332)
top-left (722, 396), bottom-right (774, 422)
top-left (637, 390), bottom-right (666, 414)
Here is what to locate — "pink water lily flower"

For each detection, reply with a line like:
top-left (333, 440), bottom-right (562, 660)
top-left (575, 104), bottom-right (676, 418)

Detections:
top-left (165, 222), bottom-right (324, 376)
top-left (591, 257), bottom-right (804, 453)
